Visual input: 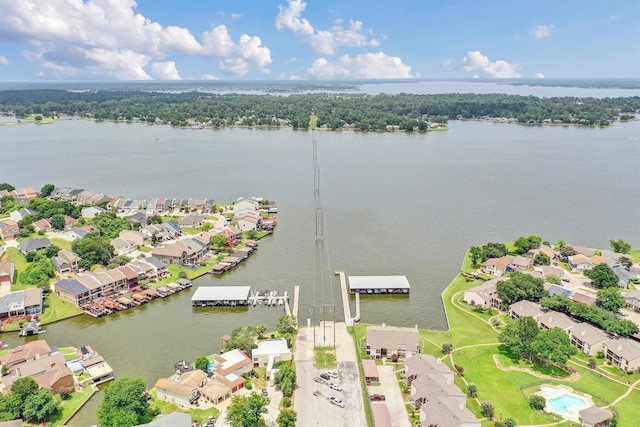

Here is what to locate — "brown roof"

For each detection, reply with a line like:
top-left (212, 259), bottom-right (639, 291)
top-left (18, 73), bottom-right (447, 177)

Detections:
top-left (371, 402), bottom-right (392, 427)
top-left (362, 359), bottom-right (379, 379)
top-left (155, 378), bottom-right (196, 398)
top-left (579, 407), bottom-right (613, 424)
top-left (179, 369), bottom-right (208, 388)
top-left (572, 293), bottom-right (597, 305)
top-left (0, 340), bottom-right (52, 368)
top-left (366, 325), bottom-right (420, 353)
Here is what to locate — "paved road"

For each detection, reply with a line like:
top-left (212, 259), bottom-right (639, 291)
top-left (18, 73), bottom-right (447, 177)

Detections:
top-left (295, 321), bottom-right (366, 427)
top-left (367, 364), bottom-right (411, 427)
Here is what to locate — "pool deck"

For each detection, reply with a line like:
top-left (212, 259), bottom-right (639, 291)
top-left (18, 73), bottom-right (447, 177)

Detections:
top-left (538, 384), bottom-right (594, 423)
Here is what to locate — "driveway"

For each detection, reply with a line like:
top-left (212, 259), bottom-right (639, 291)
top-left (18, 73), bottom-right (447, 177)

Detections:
top-left (367, 364), bottom-right (411, 427)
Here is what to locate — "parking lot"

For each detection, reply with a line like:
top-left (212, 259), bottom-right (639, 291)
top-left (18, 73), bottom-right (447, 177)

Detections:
top-left (294, 321), bottom-right (366, 426)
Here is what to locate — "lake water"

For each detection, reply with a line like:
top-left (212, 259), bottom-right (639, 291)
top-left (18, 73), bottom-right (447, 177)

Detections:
top-left (1, 83), bottom-right (639, 425)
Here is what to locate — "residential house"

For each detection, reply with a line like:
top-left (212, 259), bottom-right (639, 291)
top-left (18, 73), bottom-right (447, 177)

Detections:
top-left (117, 265), bottom-right (140, 287)
top-left (119, 229), bottom-right (150, 246)
top-left (411, 373), bottom-right (466, 410)
top-left (0, 289), bottom-right (43, 318)
top-left (573, 292), bottom-right (597, 306)
top-left (0, 221), bottom-right (20, 240)
top-left (17, 238), bottom-right (50, 255)
top-left (111, 237), bottom-right (136, 256)
top-left (141, 224), bottom-right (172, 242)
top-left (510, 255), bottom-right (533, 270)
top-left (142, 256), bottom-right (168, 278)
top-left (234, 212), bottom-right (262, 231)
top-left (480, 256), bottom-right (513, 277)
top-left (611, 264), bottom-right (631, 289)
top-left (133, 411), bottom-right (192, 427)
top-left (0, 261), bottom-right (15, 285)
top-left (572, 246), bottom-right (596, 258)
top-left (602, 338), bottom-right (640, 371)
top-left (81, 206), bottom-right (106, 219)
top-left (570, 323), bottom-right (609, 356)
top-left (404, 354), bottom-right (454, 386)
top-left (624, 290), bottom-right (640, 311)
top-left (362, 359), bottom-right (379, 382)
top-left (125, 211), bottom-right (147, 226)
top-left (545, 283), bottom-right (572, 298)
top-left (234, 197), bottom-right (260, 212)
top-left (152, 242), bottom-right (197, 266)
top-left (540, 265), bottom-right (567, 282)
top-left (419, 396), bottom-right (481, 427)
top-left (54, 278), bottom-right (91, 306)
top-left (62, 227), bottom-right (91, 241)
top-left (221, 225), bottom-right (243, 246)
top-left (462, 280), bottom-right (501, 309)
top-left (251, 338), bottom-right (292, 380)
top-left (32, 218), bottom-right (52, 232)
top-left (9, 208), bottom-right (37, 222)
top-left (178, 213), bottom-right (206, 228)
top-left (155, 378), bottom-right (200, 407)
top-left (537, 310), bottom-right (577, 334)
top-left (214, 349), bottom-right (252, 393)
top-left (568, 254), bottom-right (594, 272)
top-left (509, 300), bottom-right (543, 319)
top-left (51, 249), bottom-right (81, 274)
top-left (590, 255), bottom-right (608, 266)
top-left (366, 325), bottom-right (420, 359)
top-left (579, 407), bottom-right (613, 427)
top-left (527, 245), bottom-right (556, 260)
top-left (0, 340), bottom-right (73, 395)
top-left (630, 264), bottom-right (640, 279)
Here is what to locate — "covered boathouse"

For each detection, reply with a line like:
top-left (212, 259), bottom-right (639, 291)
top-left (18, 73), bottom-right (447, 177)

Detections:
top-left (347, 276), bottom-right (411, 294)
top-left (191, 286), bottom-right (252, 307)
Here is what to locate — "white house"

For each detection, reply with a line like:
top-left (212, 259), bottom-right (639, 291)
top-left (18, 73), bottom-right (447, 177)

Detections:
top-left (251, 338), bottom-right (292, 380)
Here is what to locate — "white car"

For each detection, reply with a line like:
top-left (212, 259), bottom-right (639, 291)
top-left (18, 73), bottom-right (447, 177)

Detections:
top-left (329, 383), bottom-right (342, 392)
top-left (326, 370), bottom-right (338, 378)
top-left (330, 397), bottom-right (345, 408)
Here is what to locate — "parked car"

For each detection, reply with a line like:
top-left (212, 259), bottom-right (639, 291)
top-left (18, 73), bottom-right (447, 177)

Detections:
top-left (325, 370), bottom-right (338, 378)
top-left (320, 373), bottom-right (330, 380)
top-left (329, 397), bottom-right (345, 408)
top-left (370, 394), bottom-right (386, 401)
top-left (261, 388), bottom-right (268, 396)
top-left (329, 383), bottom-right (342, 391)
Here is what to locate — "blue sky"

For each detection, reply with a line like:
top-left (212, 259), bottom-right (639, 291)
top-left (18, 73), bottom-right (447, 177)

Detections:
top-left (0, 0), bottom-right (638, 81)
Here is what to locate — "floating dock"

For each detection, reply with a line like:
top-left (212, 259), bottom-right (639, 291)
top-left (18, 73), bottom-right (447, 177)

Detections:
top-left (191, 286), bottom-right (290, 308)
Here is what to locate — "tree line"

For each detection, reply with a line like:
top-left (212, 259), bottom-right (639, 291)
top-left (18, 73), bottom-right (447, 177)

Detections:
top-left (0, 89), bottom-right (638, 131)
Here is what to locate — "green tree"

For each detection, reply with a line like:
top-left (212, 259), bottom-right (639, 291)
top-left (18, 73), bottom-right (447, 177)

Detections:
top-left (72, 233), bottom-right (115, 269)
top-left (481, 401), bottom-right (495, 419)
top-left (10, 377), bottom-right (39, 406)
top-left (545, 274), bottom-right (561, 285)
top-left (39, 184), bottom-right (55, 198)
top-left (195, 357), bottom-right (210, 374)
top-left (584, 263), bottom-right (619, 289)
top-left (609, 239), bottom-right (631, 254)
top-left (442, 343), bottom-right (452, 354)
top-left (224, 326), bottom-right (259, 354)
top-left (499, 316), bottom-right (539, 360)
top-left (273, 362), bottom-right (296, 398)
top-left (22, 388), bottom-right (59, 423)
top-left (540, 295), bottom-right (572, 314)
top-left (483, 242), bottom-right (508, 260)
top-left (256, 324), bottom-right (267, 339)
top-left (469, 246), bottom-right (483, 267)
top-left (210, 234), bottom-right (228, 248)
top-left (21, 257), bottom-right (54, 285)
top-left (596, 288), bottom-right (625, 313)
top-left (531, 327), bottom-right (576, 364)
top-left (533, 252), bottom-right (550, 266)
top-left (89, 212), bottom-right (132, 239)
top-left (496, 271), bottom-right (545, 306)
top-left (148, 215), bottom-right (163, 224)
top-left (277, 315), bottom-right (297, 346)
top-left (529, 395), bottom-right (546, 410)
top-left (0, 183), bottom-right (15, 191)
top-left (504, 417), bottom-right (517, 427)
top-left (225, 393), bottom-right (269, 427)
top-left (514, 237), bottom-right (533, 254)
top-left (50, 213), bottom-right (66, 230)
top-left (97, 377), bottom-right (148, 427)
top-left (111, 255), bottom-right (132, 266)
top-left (277, 409), bottom-right (297, 427)
top-left (466, 383), bottom-right (478, 398)
top-left (44, 244), bottom-right (60, 258)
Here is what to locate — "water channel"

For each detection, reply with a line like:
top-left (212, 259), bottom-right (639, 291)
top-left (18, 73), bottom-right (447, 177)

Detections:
top-left (1, 88), bottom-right (639, 425)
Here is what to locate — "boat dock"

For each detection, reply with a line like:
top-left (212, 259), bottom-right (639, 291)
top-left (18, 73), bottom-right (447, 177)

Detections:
top-left (191, 286), bottom-right (290, 308)
top-left (335, 271), bottom-right (358, 325)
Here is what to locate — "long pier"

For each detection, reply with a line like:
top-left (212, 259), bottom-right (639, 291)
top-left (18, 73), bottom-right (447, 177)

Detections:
top-left (335, 271), bottom-right (353, 325)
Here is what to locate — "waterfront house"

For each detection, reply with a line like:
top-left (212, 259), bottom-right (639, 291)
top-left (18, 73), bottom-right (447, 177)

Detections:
top-left (366, 325), bottom-right (420, 359)
top-left (624, 290), bottom-right (640, 311)
top-left (54, 278), bottom-right (91, 306)
top-left (568, 254), bottom-right (594, 272)
top-left (611, 264), bottom-right (631, 288)
top-left (17, 238), bottom-right (50, 255)
top-left (463, 280), bottom-right (501, 309)
top-left (141, 256), bottom-right (168, 277)
top-left (0, 289), bottom-right (43, 318)
top-left (251, 338), bottom-right (292, 380)
top-left (200, 380), bottom-right (232, 405)
top-left (124, 211), bottom-right (148, 226)
top-left (152, 242), bottom-right (197, 266)
top-left (590, 255), bottom-right (608, 266)
top-left (155, 378), bottom-right (200, 407)
top-left (404, 354), bottom-right (454, 385)
top-left (527, 245), bottom-right (556, 260)
top-left (572, 246), bottom-right (597, 258)
top-left (0, 261), bottom-right (15, 285)
top-left (51, 249), bottom-right (81, 274)
top-left (214, 349), bottom-right (252, 393)
top-left (119, 229), bottom-right (150, 246)
top-left (602, 338), bottom-right (640, 371)
top-left (509, 300), bottom-right (543, 319)
top-left (480, 256), bottom-right (513, 277)
top-left (178, 213), bottom-right (206, 228)
top-left (234, 197), bottom-right (260, 212)
top-left (79, 350), bottom-right (115, 384)
top-left (117, 265), bottom-right (140, 287)
top-left (0, 221), bottom-right (20, 241)
top-left (570, 322), bottom-right (609, 356)
top-left (235, 213), bottom-right (262, 231)
top-left (510, 255), bottom-right (533, 270)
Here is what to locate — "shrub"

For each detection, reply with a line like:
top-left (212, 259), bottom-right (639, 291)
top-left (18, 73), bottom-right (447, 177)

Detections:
top-left (390, 353), bottom-right (398, 362)
top-left (442, 343), bottom-right (452, 354)
top-left (281, 397), bottom-right (292, 408)
top-left (481, 401), bottom-right (495, 419)
top-left (245, 381), bottom-right (252, 390)
top-left (529, 395), bottom-right (546, 410)
top-left (588, 359), bottom-right (597, 369)
top-left (454, 364), bottom-right (464, 376)
top-left (505, 418), bottom-right (517, 427)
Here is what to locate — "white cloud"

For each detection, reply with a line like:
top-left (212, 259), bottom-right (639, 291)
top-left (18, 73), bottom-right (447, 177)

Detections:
top-left (534, 72), bottom-right (545, 79)
top-left (306, 52), bottom-right (414, 79)
top-left (276, 0), bottom-right (379, 55)
top-left (0, 56), bottom-right (8, 65)
top-left (0, 0), bottom-right (271, 79)
top-left (201, 74), bottom-right (218, 80)
top-left (442, 59), bottom-right (452, 67)
top-left (150, 61), bottom-right (181, 80)
top-left (458, 51), bottom-right (521, 78)
top-left (530, 24), bottom-right (554, 39)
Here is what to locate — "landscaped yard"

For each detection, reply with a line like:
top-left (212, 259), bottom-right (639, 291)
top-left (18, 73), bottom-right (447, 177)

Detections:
top-left (313, 346), bottom-right (337, 368)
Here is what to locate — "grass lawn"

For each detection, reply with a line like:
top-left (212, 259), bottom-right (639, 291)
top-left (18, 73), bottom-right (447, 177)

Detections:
top-left (59, 346), bottom-right (80, 361)
top-left (314, 346), bottom-right (336, 369)
top-left (51, 385), bottom-right (95, 426)
top-left (50, 237), bottom-right (72, 251)
top-left (39, 294), bottom-right (84, 324)
top-left (146, 389), bottom-right (219, 425)
top-left (613, 389), bottom-right (640, 427)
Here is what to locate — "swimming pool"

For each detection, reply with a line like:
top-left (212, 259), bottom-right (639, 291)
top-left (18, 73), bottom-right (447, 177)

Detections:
top-left (548, 394), bottom-right (590, 415)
